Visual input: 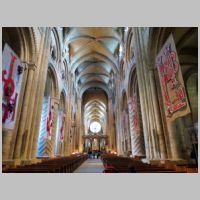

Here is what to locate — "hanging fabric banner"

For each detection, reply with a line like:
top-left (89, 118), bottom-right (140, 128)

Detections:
top-left (156, 34), bottom-right (190, 121)
top-left (128, 94), bottom-right (140, 133)
top-left (46, 97), bottom-right (55, 140)
top-left (122, 111), bottom-right (128, 139)
top-left (59, 111), bottom-right (65, 142)
top-left (2, 44), bottom-right (25, 130)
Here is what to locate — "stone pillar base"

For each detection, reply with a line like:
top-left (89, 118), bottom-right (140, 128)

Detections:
top-left (160, 159), bottom-right (188, 165)
top-left (13, 159), bottom-right (22, 167)
top-left (149, 159), bottom-right (162, 165)
top-left (30, 158), bottom-right (42, 164)
top-left (2, 160), bottom-right (16, 168)
top-left (149, 159), bottom-right (188, 166)
top-left (141, 158), bottom-right (150, 164)
top-left (21, 160), bottom-right (34, 165)
top-left (131, 155), bottom-right (145, 161)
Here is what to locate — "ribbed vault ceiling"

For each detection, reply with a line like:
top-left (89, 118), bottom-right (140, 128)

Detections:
top-left (84, 98), bottom-right (107, 135)
top-left (65, 27), bottom-right (124, 135)
top-left (83, 88), bottom-right (107, 134)
top-left (65, 27), bottom-right (123, 95)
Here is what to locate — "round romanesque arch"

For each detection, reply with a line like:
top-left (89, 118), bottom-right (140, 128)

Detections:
top-left (2, 27), bottom-right (38, 160)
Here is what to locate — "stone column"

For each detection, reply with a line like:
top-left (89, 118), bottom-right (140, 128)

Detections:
top-left (77, 97), bottom-right (83, 152)
top-left (138, 28), bottom-right (162, 160)
top-left (136, 28), bottom-right (165, 160)
top-left (72, 126), bottom-right (76, 152)
top-left (126, 108), bottom-right (132, 152)
top-left (115, 77), bottom-right (123, 155)
top-left (108, 98), bottom-right (114, 150)
top-left (105, 114), bottom-right (109, 151)
top-left (166, 121), bottom-right (182, 159)
top-left (132, 27), bottom-right (168, 161)
top-left (20, 30), bottom-right (48, 162)
top-left (28, 27), bottom-right (52, 160)
top-left (69, 128), bottom-right (73, 155)
top-left (2, 130), bottom-right (13, 161)
top-left (13, 62), bottom-right (37, 161)
top-left (71, 127), bottom-right (74, 153)
top-left (132, 28), bottom-right (150, 160)
top-left (112, 119), bottom-right (117, 151)
top-left (64, 95), bottom-right (71, 156)
top-left (176, 118), bottom-right (190, 160)
top-left (139, 27), bottom-right (185, 161)
top-left (148, 69), bottom-right (167, 159)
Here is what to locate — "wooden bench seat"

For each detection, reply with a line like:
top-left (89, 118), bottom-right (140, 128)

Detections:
top-left (2, 154), bottom-right (88, 173)
top-left (101, 155), bottom-right (179, 173)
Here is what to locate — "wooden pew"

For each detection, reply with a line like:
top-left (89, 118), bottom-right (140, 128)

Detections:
top-left (101, 154), bottom-right (178, 173)
top-left (2, 154), bottom-right (88, 173)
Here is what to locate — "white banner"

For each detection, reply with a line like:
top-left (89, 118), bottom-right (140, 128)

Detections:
top-left (156, 34), bottom-right (190, 121)
top-left (2, 44), bottom-right (24, 129)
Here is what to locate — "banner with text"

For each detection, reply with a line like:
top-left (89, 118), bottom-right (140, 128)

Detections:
top-left (2, 44), bottom-right (25, 129)
top-left (156, 34), bottom-right (190, 121)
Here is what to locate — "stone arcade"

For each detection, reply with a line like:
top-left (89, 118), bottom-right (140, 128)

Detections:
top-left (2, 27), bottom-right (198, 173)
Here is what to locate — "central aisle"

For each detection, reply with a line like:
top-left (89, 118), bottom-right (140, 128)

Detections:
top-left (74, 158), bottom-right (105, 173)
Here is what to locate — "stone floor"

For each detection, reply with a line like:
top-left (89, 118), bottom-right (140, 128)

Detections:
top-left (74, 158), bottom-right (105, 173)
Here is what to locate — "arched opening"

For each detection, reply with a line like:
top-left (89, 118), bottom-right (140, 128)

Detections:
top-left (185, 70), bottom-right (198, 162)
top-left (54, 92), bottom-right (66, 156)
top-left (186, 73), bottom-right (198, 123)
top-left (2, 27), bottom-right (37, 161)
top-left (82, 88), bottom-right (108, 153)
top-left (128, 69), bottom-right (145, 158)
top-left (2, 27), bottom-right (198, 173)
top-left (126, 30), bottom-right (135, 62)
top-left (37, 68), bottom-right (57, 157)
top-left (121, 91), bottom-right (132, 156)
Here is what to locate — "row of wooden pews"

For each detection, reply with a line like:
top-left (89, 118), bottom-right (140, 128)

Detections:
top-left (2, 154), bottom-right (88, 173)
top-left (101, 154), bottom-right (198, 173)
top-left (158, 161), bottom-right (198, 173)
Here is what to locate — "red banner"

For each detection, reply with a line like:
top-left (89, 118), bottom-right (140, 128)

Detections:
top-left (128, 94), bottom-right (140, 132)
top-left (122, 111), bottom-right (128, 139)
top-left (2, 44), bottom-right (24, 129)
top-left (156, 34), bottom-right (190, 121)
top-left (59, 111), bottom-right (65, 142)
top-left (46, 97), bottom-right (55, 140)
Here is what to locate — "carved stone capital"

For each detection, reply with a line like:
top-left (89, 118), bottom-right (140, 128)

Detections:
top-left (22, 61), bottom-right (37, 71)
